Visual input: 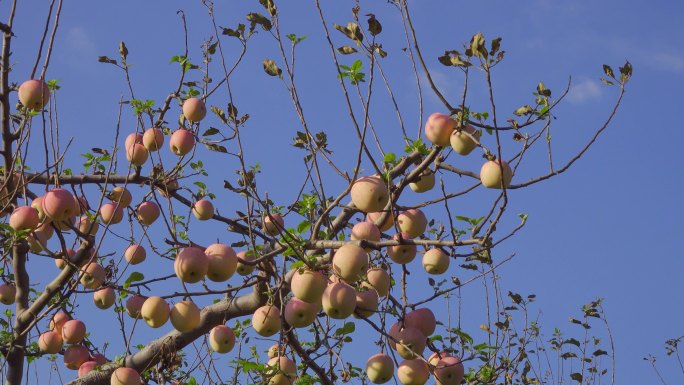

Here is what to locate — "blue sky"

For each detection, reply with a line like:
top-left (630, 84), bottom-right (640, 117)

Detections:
top-left (3, 0), bottom-right (684, 384)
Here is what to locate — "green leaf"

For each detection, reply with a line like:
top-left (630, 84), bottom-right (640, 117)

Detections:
top-left (383, 152), bottom-right (396, 163)
top-left (335, 322), bottom-right (355, 335)
top-left (570, 373), bottom-right (583, 382)
top-left (123, 272), bottom-right (144, 289)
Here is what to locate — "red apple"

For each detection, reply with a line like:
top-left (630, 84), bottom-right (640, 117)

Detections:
top-left (124, 244), bottom-right (146, 265)
top-left (126, 143), bottom-right (149, 166)
top-left (404, 308), bottom-right (436, 337)
top-left (422, 248), bottom-right (450, 275)
top-left (111, 367), bottom-right (142, 385)
top-left (424, 112), bottom-right (455, 146)
top-left (38, 331), bottom-right (63, 354)
top-left (351, 176), bottom-right (389, 213)
top-left (125, 295), bottom-right (147, 319)
top-left (109, 187), bottom-right (132, 208)
top-left (397, 209), bottom-right (427, 239)
top-left (49, 311), bottom-right (70, 333)
top-left (397, 358), bottom-right (430, 385)
top-left (78, 361), bottom-right (98, 378)
top-left (387, 233), bottom-right (417, 264)
top-left (351, 222), bottom-right (381, 250)
top-left (205, 243), bottom-right (238, 282)
top-left (290, 269), bottom-right (327, 304)
top-left (367, 211), bottom-right (394, 232)
top-left (263, 213), bottom-right (285, 235)
top-left (93, 287), bottom-right (115, 309)
top-left (321, 281), bottom-right (356, 319)
top-left (284, 297), bottom-right (320, 328)
top-left (252, 305), bottom-right (282, 337)
top-left (209, 325), bottom-right (236, 353)
top-left (42, 188), bottom-right (76, 222)
top-left (9, 206), bottom-right (40, 231)
top-left (192, 199), bottom-right (214, 221)
top-left (361, 267), bottom-right (391, 298)
top-left (18, 79), bottom-right (50, 110)
top-left (332, 243), bottom-right (368, 282)
top-left (142, 127), bottom-right (164, 151)
top-left (61, 319), bottom-right (86, 344)
top-left (182, 97), bottom-right (207, 123)
top-left (174, 247), bottom-right (208, 283)
top-left (169, 129), bottom-right (195, 156)
top-left (99, 202), bottom-right (124, 225)
top-left (63, 345), bottom-right (89, 370)
top-left (366, 353), bottom-right (394, 384)
top-left (136, 201), bottom-right (160, 225)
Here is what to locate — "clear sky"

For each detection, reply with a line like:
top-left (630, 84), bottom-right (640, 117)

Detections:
top-left (3, 0), bottom-right (683, 384)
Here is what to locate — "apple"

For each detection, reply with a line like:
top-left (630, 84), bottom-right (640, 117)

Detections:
top-left (80, 262), bottom-right (105, 289)
top-left (55, 249), bottom-right (71, 269)
top-left (387, 233), bottom-right (417, 264)
top-left (109, 186), bottom-right (132, 208)
top-left (404, 308), bottom-right (436, 337)
top-left (126, 143), bottom-right (149, 166)
top-left (73, 195), bottom-right (88, 215)
top-left (252, 305), bottom-right (282, 337)
top-left (63, 345), bottom-right (89, 370)
top-left (397, 209), bottom-right (427, 238)
top-left (209, 325), bottom-right (236, 353)
top-left (351, 176), bottom-right (389, 213)
top-left (290, 269), bottom-right (327, 304)
top-left (397, 359), bottom-right (430, 385)
top-left (42, 188), bottom-right (76, 222)
top-left (268, 344), bottom-right (285, 359)
top-left (125, 133), bottom-right (143, 151)
top-left (78, 361), bottom-right (98, 378)
top-left (263, 213), bottom-right (285, 235)
top-left (90, 353), bottom-right (107, 365)
top-left (450, 124), bottom-right (481, 155)
top-left (332, 243), bottom-right (369, 282)
top-left (49, 311), bottom-right (70, 333)
top-left (93, 287), bottom-right (115, 309)
top-left (361, 267), bottom-right (391, 297)
top-left (78, 215), bottom-right (99, 236)
top-left (366, 353), bottom-right (394, 384)
top-left (111, 367), bottom-right (142, 385)
top-left (141, 296), bottom-right (170, 328)
top-left (205, 243), bottom-right (238, 282)
top-left (38, 331), bottom-right (63, 354)
top-left (62, 319), bottom-right (86, 344)
top-left (424, 112), bottom-right (455, 146)
top-left (169, 129), bottom-right (195, 156)
top-left (266, 356), bottom-right (296, 385)
top-left (136, 201), bottom-right (160, 225)
top-left (480, 159), bottom-right (513, 189)
top-left (350, 221), bottom-right (381, 250)
top-left (236, 250), bottom-right (256, 276)
top-left (366, 210), bottom-right (394, 232)
top-left (124, 244), bottom-right (146, 265)
top-left (29, 222), bottom-right (54, 252)
top-left (142, 127), bottom-right (164, 151)
top-left (321, 281), bottom-right (356, 319)
top-left (395, 326), bottom-right (426, 359)
top-left (182, 97), bottom-right (207, 122)
top-left (31, 195), bottom-right (47, 221)
top-left (170, 301), bottom-right (201, 332)
top-left (409, 169), bottom-right (436, 193)
top-left (53, 214), bottom-right (76, 231)
top-left (9, 206), bottom-right (40, 231)
top-left (174, 247), bottom-right (208, 283)
top-left (125, 295), bottom-right (147, 319)
top-left (192, 199), bottom-right (214, 221)
top-left (99, 203), bottom-right (124, 225)
top-left (433, 355), bottom-right (464, 385)
top-left (0, 283), bottom-right (16, 305)
top-left (354, 289), bottom-right (379, 318)
top-left (284, 297), bottom-right (320, 328)
top-left (422, 248), bottom-right (450, 275)
top-left (18, 79), bottom-right (50, 110)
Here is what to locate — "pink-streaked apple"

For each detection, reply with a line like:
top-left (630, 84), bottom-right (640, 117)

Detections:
top-left (450, 124), bottom-right (481, 155)
top-left (182, 97), bottom-right (207, 122)
top-left (142, 127), bottom-right (164, 151)
top-left (78, 215), bottom-right (99, 236)
top-left (31, 195), bottom-right (47, 220)
top-left (290, 268), bottom-right (327, 304)
top-left (397, 209), bottom-right (427, 239)
top-left (192, 199), bottom-right (214, 221)
top-left (38, 331), bottom-right (63, 354)
top-left (351, 221), bottom-right (381, 250)
top-left (480, 159), bottom-right (513, 189)
top-left (174, 247), bottom-right (208, 283)
top-left (42, 188), bottom-right (76, 222)
top-left (170, 301), bottom-right (201, 332)
top-left (433, 355), bottom-right (464, 385)
top-left (351, 176), bottom-right (389, 213)
top-left (367, 211), bottom-right (394, 232)
top-left (18, 79), bottom-right (50, 110)
top-left (125, 133), bottom-right (143, 151)
top-left (395, 326), bottom-right (426, 359)
top-left (90, 353), bottom-right (107, 365)
top-left (125, 295), bottom-right (147, 319)
top-left (62, 319), bottom-right (86, 344)
top-left (205, 243), bottom-right (238, 282)
top-left (63, 345), bottom-right (89, 370)
top-left (236, 250), bottom-right (256, 276)
top-left (404, 308), bottom-right (436, 337)
top-left (124, 244), bottom-right (146, 265)
top-left (9, 206), bottom-right (40, 231)
top-left (109, 187), bottom-right (132, 208)
top-left (111, 367), bottom-right (142, 385)
top-left (361, 267), bottom-right (391, 298)
top-left (266, 356), bottom-right (297, 385)
top-left (169, 129), bottom-right (195, 156)
top-left (397, 358), bottom-right (430, 385)
top-left (366, 353), bottom-right (394, 384)
top-left (29, 222), bottom-right (54, 253)
top-left (78, 361), bottom-right (98, 378)
top-left (93, 287), bottom-right (115, 309)
top-left (99, 203), bottom-right (124, 225)
top-left (284, 297), bottom-right (320, 328)
top-left (409, 169), bottom-right (436, 193)
top-left (263, 213), bottom-right (285, 236)
top-left (422, 248), bottom-right (450, 275)
top-left (322, 281), bottom-right (356, 319)
top-left (141, 296), bottom-right (170, 328)
top-left (49, 311), bottom-right (70, 333)
top-left (332, 243), bottom-right (368, 282)
top-left (126, 143), bottom-right (149, 166)
top-left (424, 112), bottom-right (455, 147)
top-left (354, 289), bottom-right (379, 318)
top-left (0, 283), bottom-right (16, 305)
top-left (79, 262), bottom-right (105, 289)
top-left (252, 305), bottom-right (282, 337)
top-left (209, 325), bottom-right (236, 353)
top-left (136, 201), bottom-right (160, 226)
top-left (387, 233), bottom-right (417, 264)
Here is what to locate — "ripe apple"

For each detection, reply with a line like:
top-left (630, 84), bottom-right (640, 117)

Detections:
top-left (450, 124), bottom-right (481, 155)
top-left (404, 308), bottom-right (436, 337)
top-left (480, 159), bottom-right (513, 189)
top-left (192, 199), bottom-right (214, 221)
top-left (351, 222), bottom-right (381, 250)
top-left (78, 361), bottom-right (98, 378)
top-left (18, 79), bottom-right (50, 110)
top-left (9, 206), bottom-right (40, 231)
top-left (424, 112), bottom-right (455, 146)
top-left (126, 143), bottom-right (149, 166)
top-left (90, 353), bottom-right (107, 365)
top-left (284, 297), bottom-right (320, 328)
top-left (422, 248), bottom-right (450, 275)
top-left (290, 268), bottom-right (327, 304)
top-left (354, 289), bottom-right (379, 318)
top-left (169, 129), bottom-right (195, 156)
top-left (78, 215), bottom-right (99, 236)
top-left (332, 243), bottom-right (369, 282)
top-left (263, 213), bottom-right (285, 235)
top-left (170, 301), bottom-right (201, 332)
top-left (0, 283), bottom-right (16, 305)
top-left (395, 326), bottom-right (426, 359)
top-left (266, 356), bottom-right (297, 385)
top-left (267, 344), bottom-right (285, 359)
top-left (252, 305), bottom-right (282, 337)
top-left (38, 331), bottom-right (63, 354)
top-left (125, 295), bottom-right (147, 319)
top-left (366, 353), bottom-right (394, 384)
top-left (236, 250), bottom-right (256, 276)
top-left (124, 244), bottom-right (146, 265)
top-left (209, 325), bottom-right (236, 353)
top-left (63, 345), bottom-right (89, 370)
top-left (49, 311), bottom-right (70, 333)
top-left (409, 169), bottom-right (436, 193)
top-left (42, 188), bottom-right (76, 221)
top-left (361, 267), bottom-right (391, 297)
top-left (29, 222), bottom-right (54, 253)
top-left (433, 355), bottom-right (464, 385)
top-left (367, 211), bottom-right (394, 232)
top-left (125, 133), bottom-right (143, 151)
top-left (136, 201), bottom-right (160, 225)
top-left (205, 243), bottom-right (238, 282)
top-left (93, 287), bottom-right (115, 309)
top-left (62, 319), bottom-right (86, 344)
top-left (351, 176), bottom-right (389, 213)
top-left (99, 203), bottom-right (124, 225)
top-left (174, 247), bottom-right (208, 283)
top-left (397, 209), bottom-right (427, 238)
top-left (142, 127), bottom-right (164, 151)
top-left (182, 97), bottom-right (207, 122)
top-left (111, 367), bottom-right (142, 385)
top-left (109, 186), bottom-right (132, 208)
top-left (79, 262), bottom-right (105, 289)
top-left (321, 281), bottom-right (356, 319)
top-left (387, 233), bottom-right (417, 264)
top-left (397, 358), bottom-right (430, 385)
top-left (141, 296), bottom-right (170, 328)
top-left (31, 195), bottom-right (47, 221)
